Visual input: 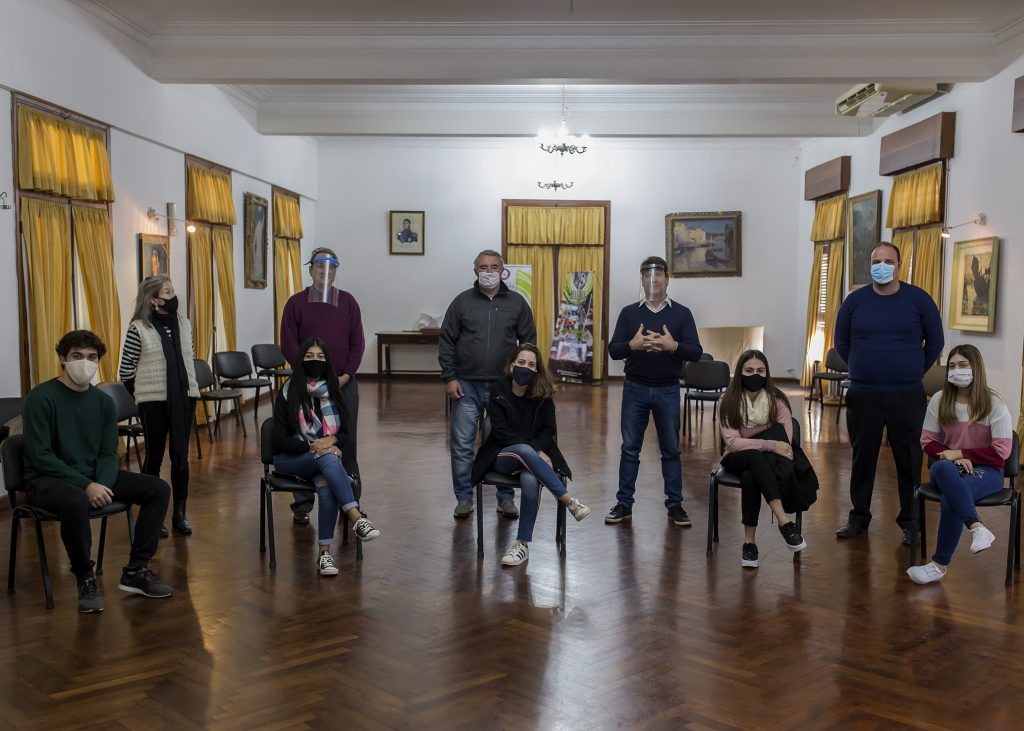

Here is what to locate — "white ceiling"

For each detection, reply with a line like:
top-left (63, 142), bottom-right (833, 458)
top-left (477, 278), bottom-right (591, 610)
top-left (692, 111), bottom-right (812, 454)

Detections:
top-left (73, 0), bottom-right (1024, 137)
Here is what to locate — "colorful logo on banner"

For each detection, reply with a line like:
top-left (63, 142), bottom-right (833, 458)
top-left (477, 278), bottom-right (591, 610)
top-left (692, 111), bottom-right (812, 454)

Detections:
top-left (549, 271), bottom-right (595, 384)
top-left (501, 265), bottom-right (533, 302)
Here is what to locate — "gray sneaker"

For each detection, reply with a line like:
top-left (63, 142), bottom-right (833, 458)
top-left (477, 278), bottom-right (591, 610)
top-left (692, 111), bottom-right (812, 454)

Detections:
top-left (496, 500), bottom-right (519, 519)
top-left (77, 577), bottom-right (103, 613)
top-left (453, 500), bottom-right (474, 519)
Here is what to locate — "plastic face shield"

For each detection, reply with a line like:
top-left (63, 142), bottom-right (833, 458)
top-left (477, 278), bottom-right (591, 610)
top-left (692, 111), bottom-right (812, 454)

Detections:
top-left (308, 255), bottom-right (340, 305)
top-left (640, 264), bottom-right (666, 304)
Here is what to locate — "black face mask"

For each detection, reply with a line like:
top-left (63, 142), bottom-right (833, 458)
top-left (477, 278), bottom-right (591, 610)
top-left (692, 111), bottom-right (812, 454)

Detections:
top-left (512, 366), bottom-right (537, 386)
top-left (158, 296), bottom-right (178, 315)
top-left (302, 359), bottom-right (328, 379)
top-left (741, 373), bottom-right (767, 392)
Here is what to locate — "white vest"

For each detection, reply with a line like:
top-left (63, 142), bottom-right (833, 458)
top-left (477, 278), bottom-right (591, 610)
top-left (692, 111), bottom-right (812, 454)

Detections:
top-left (131, 316), bottom-right (200, 404)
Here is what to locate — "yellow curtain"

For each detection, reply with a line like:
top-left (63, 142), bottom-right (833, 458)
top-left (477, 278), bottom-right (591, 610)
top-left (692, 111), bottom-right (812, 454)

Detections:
top-left (71, 206), bottom-right (121, 382)
top-left (274, 237), bottom-right (303, 342)
top-left (213, 227), bottom-right (237, 352)
top-left (892, 229), bottom-right (915, 281)
top-left (912, 226), bottom-right (944, 307)
top-left (810, 195), bottom-right (846, 242)
top-left (1018, 364), bottom-right (1024, 468)
top-left (186, 163), bottom-right (236, 225)
top-left (22, 198), bottom-right (73, 385)
top-left (273, 191), bottom-right (303, 239)
top-left (189, 228), bottom-right (213, 361)
top-left (822, 240), bottom-right (846, 366)
top-left (885, 163), bottom-right (943, 229)
top-left (507, 206), bottom-right (604, 245)
top-left (506, 245), bottom-right (555, 361)
top-left (17, 107), bottom-right (115, 202)
top-left (558, 246), bottom-right (605, 380)
top-left (801, 243), bottom-right (827, 387)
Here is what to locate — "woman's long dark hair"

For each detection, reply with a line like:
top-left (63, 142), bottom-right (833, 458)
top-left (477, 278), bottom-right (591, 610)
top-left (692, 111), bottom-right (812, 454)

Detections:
top-left (286, 337), bottom-right (345, 425)
top-left (719, 349), bottom-right (790, 430)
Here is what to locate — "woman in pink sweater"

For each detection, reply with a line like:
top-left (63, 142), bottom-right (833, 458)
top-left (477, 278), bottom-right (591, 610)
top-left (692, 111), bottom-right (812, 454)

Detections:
top-left (908, 344), bottom-right (1013, 584)
top-left (719, 350), bottom-right (806, 567)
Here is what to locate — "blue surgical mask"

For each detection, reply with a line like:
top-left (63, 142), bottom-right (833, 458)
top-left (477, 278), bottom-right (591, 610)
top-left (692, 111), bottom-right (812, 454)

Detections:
top-left (870, 262), bottom-right (896, 285)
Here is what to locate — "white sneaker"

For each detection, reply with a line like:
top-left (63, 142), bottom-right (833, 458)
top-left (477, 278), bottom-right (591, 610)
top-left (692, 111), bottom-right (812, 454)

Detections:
top-left (970, 525), bottom-right (996, 554)
top-left (353, 517), bottom-right (380, 542)
top-left (318, 552), bottom-right (339, 576)
top-left (907, 561), bottom-right (946, 584)
top-left (501, 540), bottom-right (529, 567)
top-left (566, 498), bottom-right (591, 522)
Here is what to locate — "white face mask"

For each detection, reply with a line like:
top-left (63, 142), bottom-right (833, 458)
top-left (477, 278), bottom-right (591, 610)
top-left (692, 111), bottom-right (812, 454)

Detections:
top-left (947, 367), bottom-right (973, 388)
top-left (478, 271), bottom-right (501, 289)
top-left (64, 358), bottom-right (98, 386)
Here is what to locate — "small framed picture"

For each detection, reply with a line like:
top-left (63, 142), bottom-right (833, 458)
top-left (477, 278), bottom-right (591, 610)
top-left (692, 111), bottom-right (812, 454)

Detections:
top-left (244, 192), bottom-right (269, 289)
top-left (138, 233), bottom-right (170, 281)
top-left (390, 210), bottom-right (425, 255)
top-left (664, 211), bottom-right (742, 277)
top-left (949, 237), bottom-right (999, 332)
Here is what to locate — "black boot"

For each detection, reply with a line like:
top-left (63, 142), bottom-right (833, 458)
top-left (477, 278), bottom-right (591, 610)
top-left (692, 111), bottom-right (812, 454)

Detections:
top-left (172, 499), bottom-right (193, 535)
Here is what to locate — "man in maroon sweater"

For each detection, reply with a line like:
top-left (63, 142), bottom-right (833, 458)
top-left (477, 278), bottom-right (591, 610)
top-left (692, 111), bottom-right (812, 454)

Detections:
top-left (280, 247), bottom-right (365, 523)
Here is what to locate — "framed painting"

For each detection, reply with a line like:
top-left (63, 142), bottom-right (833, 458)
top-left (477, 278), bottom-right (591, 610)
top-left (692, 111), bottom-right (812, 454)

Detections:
top-left (244, 192), bottom-right (269, 289)
top-left (390, 210), bottom-right (425, 255)
top-left (949, 237), bottom-right (999, 332)
top-left (665, 211), bottom-right (741, 277)
top-left (847, 190), bottom-right (881, 290)
top-left (138, 233), bottom-right (170, 281)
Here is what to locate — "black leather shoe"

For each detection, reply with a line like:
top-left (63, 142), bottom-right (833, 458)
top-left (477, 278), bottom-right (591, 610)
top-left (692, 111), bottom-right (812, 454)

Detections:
top-left (293, 511), bottom-right (310, 525)
top-left (836, 521), bottom-right (866, 538)
top-left (159, 525), bottom-right (169, 538)
top-left (901, 528), bottom-right (913, 546)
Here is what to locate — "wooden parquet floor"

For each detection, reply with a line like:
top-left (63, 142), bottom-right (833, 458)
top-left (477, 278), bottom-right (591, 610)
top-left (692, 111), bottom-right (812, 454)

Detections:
top-left (2, 380), bottom-right (1023, 730)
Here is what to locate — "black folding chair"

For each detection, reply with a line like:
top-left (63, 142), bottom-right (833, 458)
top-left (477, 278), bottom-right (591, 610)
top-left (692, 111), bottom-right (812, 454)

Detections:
top-left (3, 435), bottom-right (135, 609)
top-left (258, 419), bottom-right (362, 568)
top-left (214, 351), bottom-right (272, 426)
top-left (474, 413), bottom-right (568, 559)
top-left (909, 433), bottom-right (1020, 585)
top-left (96, 382), bottom-right (143, 470)
top-left (706, 417), bottom-right (804, 564)
top-left (682, 360), bottom-right (730, 442)
top-left (193, 358), bottom-right (245, 451)
top-left (807, 348), bottom-right (848, 417)
top-left (252, 344), bottom-right (292, 403)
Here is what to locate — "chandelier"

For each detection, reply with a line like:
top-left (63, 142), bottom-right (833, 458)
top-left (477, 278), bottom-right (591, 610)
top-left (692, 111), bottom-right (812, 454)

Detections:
top-left (537, 181), bottom-right (574, 191)
top-left (536, 86), bottom-right (590, 157)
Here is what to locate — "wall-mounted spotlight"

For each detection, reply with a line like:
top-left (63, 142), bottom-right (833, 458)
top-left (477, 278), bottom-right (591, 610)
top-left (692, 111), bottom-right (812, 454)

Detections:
top-left (148, 203), bottom-right (196, 236)
top-left (941, 212), bottom-right (986, 239)
top-left (0, 191), bottom-right (10, 210)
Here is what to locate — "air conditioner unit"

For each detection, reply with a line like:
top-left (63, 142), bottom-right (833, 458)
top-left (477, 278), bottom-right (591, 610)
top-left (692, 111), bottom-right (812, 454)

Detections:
top-left (835, 83), bottom-right (938, 117)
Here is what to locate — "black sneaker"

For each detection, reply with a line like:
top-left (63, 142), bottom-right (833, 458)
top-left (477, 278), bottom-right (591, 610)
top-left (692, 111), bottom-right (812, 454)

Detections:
top-left (293, 511), bottom-right (310, 525)
top-left (779, 521), bottom-right (807, 552)
top-left (77, 577), bottom-right (103, 613)
top-left (604, 503), bottom-right (632, 524)
top-left (667, 506), bottom-right (692, 527)
top-left (118, 567), bottom-right (173, 598)
top-left (901, 527), bottom-right (914, 546)
top-left (741, 543), bottom-right (759, 568)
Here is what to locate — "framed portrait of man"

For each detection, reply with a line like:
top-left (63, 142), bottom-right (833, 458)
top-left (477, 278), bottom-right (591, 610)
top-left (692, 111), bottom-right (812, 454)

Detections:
top-left (138, 233), bottom-right (170, 281)
top-left (390, 210), bottom-right (425, 255)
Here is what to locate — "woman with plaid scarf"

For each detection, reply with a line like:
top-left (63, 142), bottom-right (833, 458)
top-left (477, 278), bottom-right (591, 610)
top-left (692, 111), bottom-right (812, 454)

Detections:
top-left (272, 337), bottom-right (380, 576)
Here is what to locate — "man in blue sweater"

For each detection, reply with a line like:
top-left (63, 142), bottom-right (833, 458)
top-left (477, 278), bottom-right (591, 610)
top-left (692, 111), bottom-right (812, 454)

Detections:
top-left (834, 242), bottom-right (943, 543)
top-left (606, 256), bottom-right (703, 526)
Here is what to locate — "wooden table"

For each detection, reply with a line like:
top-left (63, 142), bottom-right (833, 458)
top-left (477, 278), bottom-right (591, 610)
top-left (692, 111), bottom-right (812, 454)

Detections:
top-left (376, 330), bottom-right (442, 378)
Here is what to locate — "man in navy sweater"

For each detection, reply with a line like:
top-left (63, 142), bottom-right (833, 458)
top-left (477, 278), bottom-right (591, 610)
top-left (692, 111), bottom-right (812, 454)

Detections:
top-left (834, 242), bottom-right (943, 543)
top-left (605, 256), bottom-right (703, 526)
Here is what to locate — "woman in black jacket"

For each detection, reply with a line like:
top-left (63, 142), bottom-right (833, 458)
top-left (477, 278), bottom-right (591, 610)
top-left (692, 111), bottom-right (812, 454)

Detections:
top-left (272, 337), bottom-right (379, 576)
top-left (472, 344), bottom-right (590, 566)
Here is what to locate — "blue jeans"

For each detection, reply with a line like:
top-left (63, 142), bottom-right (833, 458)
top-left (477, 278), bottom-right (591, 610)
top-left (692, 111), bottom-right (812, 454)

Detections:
top-left (494, 443), bottom-right (568, 542)
top-left (450, 379), bottom-right (513, 504)
top-left (930, 459), bottom-right (1004, 565)
top-left (274, 451), bottom-right (358, 545)
top-left (617, 379), bottom-right (683, 509)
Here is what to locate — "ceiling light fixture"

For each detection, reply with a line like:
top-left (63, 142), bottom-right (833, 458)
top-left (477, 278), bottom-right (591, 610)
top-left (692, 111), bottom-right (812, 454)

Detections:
top-left (537, 85), bottom-right (590, 157)
top-left (148, 203), bottom-right (196, 235)
top-left (941, 212), bottom-right (987, 239)
top-left (538, 181), bottom-right (574, 191)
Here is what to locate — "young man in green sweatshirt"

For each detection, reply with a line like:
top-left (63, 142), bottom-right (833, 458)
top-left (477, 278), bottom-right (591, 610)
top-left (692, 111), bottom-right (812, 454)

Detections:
top-left (22, 330), bottom-right (173, 613)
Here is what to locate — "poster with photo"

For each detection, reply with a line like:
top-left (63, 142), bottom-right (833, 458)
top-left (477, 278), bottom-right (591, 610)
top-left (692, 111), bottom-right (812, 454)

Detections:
top-left (501, 264), bottom-right (533, 302)
top-left (549, 271), bottom-right (595, 384)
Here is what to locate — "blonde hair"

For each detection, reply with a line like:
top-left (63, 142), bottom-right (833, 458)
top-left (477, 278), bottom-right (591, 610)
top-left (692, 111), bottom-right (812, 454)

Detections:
top-left (505, 344), bottom-right (556, 400)
top-left (938, 344), bottom-right (993, 425)
top-left (131, 276), bottom-right (173, 328)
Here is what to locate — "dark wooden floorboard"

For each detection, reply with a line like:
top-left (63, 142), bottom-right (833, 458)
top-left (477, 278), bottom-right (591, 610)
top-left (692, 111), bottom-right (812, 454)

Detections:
top-left (2, 381), bottom-right (1023, 729)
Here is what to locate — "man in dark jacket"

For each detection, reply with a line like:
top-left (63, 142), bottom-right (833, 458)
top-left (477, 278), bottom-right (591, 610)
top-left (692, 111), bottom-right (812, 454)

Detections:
top-left (439, 250), bottom-right (536, 519)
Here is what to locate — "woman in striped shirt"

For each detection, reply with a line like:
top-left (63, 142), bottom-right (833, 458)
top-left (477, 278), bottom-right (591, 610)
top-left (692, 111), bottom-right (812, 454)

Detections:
top-left (908, 344), bottom-right (1013, 584)
top-left (119, 276), bottom-right (200, 536)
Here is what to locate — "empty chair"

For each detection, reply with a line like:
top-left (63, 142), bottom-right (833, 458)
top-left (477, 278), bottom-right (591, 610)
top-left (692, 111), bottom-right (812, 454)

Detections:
top-left (251, 343), bottom-right (292, 402)
top-left (682, 360), bottom-right (730, 441)
top-left (96, 382), bottom-right (143, 470)
top-left (193, 358), bottom-right (245, 450)
top-left (213, 351), bottom-right (272, 425)
top-left (0, 397), bottom-right (23, 444)
top-left (922, 362), bottom-right (946, 396)
top-left (807, 348), bottom-right (848, 414)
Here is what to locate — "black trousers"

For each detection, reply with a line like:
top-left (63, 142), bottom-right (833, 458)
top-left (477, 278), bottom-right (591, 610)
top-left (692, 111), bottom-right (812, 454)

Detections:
top-left (138, 397), bottom-right (196, 501)
top-left (722, 450), bottom-right (784, 527)
top-left (845, 386), bottom-right (927, 529)
top-left (292, 378), bottom-right (360, 514)
top-left (27, 471), bottom-right (170, 580)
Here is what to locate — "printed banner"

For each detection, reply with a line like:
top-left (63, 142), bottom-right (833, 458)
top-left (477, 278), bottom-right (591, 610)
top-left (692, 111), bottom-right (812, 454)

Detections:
top-left (549, 271), bottom-right (595, 384)
top-left (501, 265), bottom-right (532, 302)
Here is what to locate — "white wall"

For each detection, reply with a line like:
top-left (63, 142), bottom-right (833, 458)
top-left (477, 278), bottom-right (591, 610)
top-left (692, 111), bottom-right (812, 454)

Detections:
top-left (0, 0), bottom-right (319, 393)
top-left (799, 54), bottom-right (1024, 422)
top-left (317, 138), bottom-right (804, 379)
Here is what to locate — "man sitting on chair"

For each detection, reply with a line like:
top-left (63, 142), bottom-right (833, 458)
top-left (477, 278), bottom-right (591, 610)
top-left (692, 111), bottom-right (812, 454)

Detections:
top-left (22, 330), bottom-right (173, 613)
